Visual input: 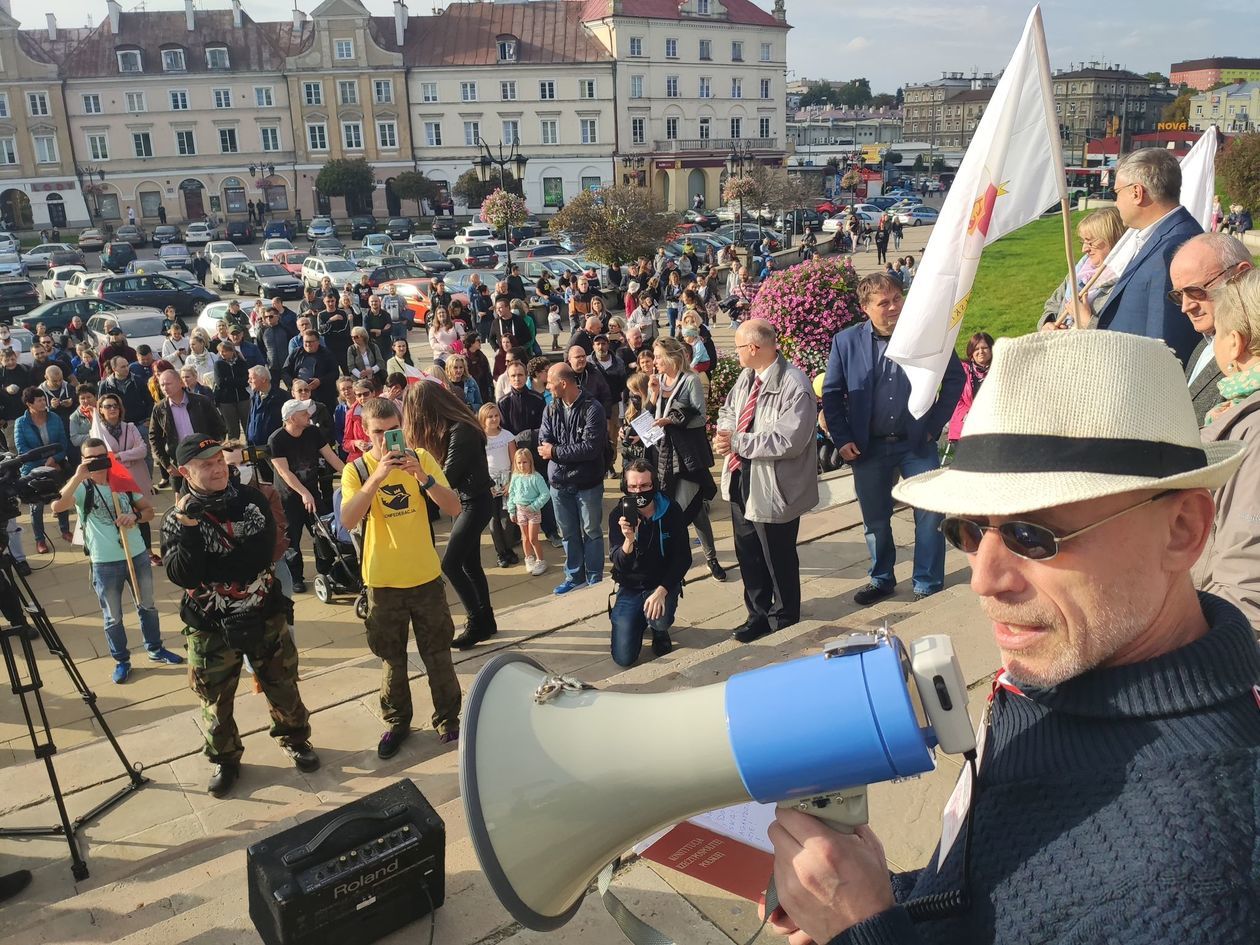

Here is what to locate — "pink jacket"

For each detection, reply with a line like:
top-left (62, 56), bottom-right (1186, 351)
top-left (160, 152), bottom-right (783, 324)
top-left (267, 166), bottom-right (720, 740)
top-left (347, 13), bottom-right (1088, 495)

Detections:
top-left (947, 361), bottom-right (986, 442)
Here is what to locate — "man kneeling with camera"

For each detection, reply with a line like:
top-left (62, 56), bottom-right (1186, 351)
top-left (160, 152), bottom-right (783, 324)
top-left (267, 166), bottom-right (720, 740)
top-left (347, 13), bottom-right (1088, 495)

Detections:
top-left (161, 434), bottom-right (319, 797)
top-left (608, 460), bottom-right (692, 666)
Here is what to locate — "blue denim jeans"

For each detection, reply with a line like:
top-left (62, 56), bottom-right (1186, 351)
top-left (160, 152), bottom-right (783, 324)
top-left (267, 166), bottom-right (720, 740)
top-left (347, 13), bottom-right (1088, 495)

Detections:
top-left (29, 503), bottom-right (71, 542)
top-left (610, 585), bottom-right (679, 667)
top-left (550, 484), bottom-right (605, 584)
top-left (850, 439), bottom-right (946, 595)
top-left (90, 554), bottom-right (162, 664)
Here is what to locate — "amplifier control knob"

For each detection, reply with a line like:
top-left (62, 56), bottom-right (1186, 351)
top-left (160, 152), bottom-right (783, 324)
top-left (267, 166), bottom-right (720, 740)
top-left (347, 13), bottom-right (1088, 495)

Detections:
top-left (402, 826), bottom-right (411, 834)
top-left (339, 855), bottom-right (347, 864)
top-left (350, 850), bottom-right (358, 858)
top-left (377, 838), bottom-right (386, 846)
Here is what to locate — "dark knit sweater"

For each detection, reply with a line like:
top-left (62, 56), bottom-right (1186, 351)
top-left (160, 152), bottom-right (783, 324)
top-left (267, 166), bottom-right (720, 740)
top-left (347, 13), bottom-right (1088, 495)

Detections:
top-left (832, 593), bottom-right (1260, 945)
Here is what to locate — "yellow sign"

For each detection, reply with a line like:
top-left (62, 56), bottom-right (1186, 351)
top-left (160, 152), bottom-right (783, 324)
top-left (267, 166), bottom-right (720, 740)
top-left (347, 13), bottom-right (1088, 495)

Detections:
top-left (862, 145), bottom-right (884, 165)
top-left (1156, 121), bottom-right (1188, 131)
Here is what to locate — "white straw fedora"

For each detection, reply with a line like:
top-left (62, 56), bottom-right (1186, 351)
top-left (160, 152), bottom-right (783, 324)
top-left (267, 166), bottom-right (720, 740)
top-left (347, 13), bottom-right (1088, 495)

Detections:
top-left (893, 330), bottom-right (1245, 516)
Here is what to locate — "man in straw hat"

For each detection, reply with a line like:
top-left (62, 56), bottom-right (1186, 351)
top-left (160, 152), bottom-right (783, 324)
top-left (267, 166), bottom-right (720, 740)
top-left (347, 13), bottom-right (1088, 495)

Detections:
top-left (765, 331), bottom-right (1259, 945)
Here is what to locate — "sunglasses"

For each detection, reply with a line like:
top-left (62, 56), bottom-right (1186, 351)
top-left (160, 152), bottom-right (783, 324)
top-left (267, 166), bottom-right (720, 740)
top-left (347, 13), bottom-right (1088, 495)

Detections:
top-left (1167, 265), bottom-right (1240, 306)
top-left (942, 490), bottom-right (1176, 561)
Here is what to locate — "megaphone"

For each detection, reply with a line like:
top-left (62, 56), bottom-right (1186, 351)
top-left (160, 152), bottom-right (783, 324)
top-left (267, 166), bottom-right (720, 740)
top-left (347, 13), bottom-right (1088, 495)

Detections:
top-left (460, 629), bottom-right (975, 931)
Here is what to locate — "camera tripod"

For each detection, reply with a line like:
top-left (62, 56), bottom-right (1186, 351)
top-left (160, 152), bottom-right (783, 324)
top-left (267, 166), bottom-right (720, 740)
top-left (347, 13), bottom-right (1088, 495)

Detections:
top-left (0, 543), bottom-right (148, 880)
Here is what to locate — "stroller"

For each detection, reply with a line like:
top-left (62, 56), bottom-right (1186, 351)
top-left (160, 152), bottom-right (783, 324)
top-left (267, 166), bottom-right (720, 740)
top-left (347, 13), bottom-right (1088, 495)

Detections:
top-left (309, 505), bottom-right (368, 620)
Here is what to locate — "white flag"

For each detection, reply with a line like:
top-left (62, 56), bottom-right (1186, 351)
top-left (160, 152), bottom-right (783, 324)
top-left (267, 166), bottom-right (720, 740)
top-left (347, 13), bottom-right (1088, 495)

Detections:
top-left (888, 5), bottom-right (1068, 418)
top-left (1103, 125), bottom-right (1219, 276)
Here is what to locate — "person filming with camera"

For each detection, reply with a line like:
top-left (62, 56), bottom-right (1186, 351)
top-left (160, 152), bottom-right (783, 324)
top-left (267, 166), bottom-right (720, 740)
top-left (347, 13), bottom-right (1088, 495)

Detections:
top-left (161, 434), bottom-right (320, 798)
top-left (608, 460), bottom-right (692, 666)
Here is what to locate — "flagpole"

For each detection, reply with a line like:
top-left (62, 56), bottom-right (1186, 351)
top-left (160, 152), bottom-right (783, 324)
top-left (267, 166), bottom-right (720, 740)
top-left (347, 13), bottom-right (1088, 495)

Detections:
top-left (110, 491), bottom-right (143, 609)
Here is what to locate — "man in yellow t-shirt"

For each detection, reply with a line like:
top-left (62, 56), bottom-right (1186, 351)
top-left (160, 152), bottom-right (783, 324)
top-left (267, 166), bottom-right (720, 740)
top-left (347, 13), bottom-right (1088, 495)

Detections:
top-left (340, 397), bottom-right (464, 759)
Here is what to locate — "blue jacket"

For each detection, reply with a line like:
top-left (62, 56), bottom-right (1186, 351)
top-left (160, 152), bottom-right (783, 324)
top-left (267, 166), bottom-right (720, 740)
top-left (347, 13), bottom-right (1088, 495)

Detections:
top-left (538, 390), bottom-right (606, 491)
top-left (1094, 206), bottom-right (1202, 366)
top-left (822, 320), bottom-right (964, 455)
top-left (15, 411), bottom-right (69, 474)
top-left (247, 386), bottom-right (290, 447)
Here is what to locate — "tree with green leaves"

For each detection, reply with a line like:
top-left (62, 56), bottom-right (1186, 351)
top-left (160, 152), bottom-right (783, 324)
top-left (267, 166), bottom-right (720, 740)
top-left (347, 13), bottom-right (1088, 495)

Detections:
top-left (871, 93), bottom-right (898, 109)
top-left (1218, 132), bottom-right (1260, 216)
top-left (391, 171), bottom-right (440, 217)
top-left (836, 78), bottom-right (873, 108)
top-left (883, 151), bottom-right (903, 167)
top-left (1143, 72), bottom-right (1170, 87)
top-left (315, 158), bottom-right (375, 212)
top-left (1163, 93), bottom-right (1192, 124)
top-left (548, 185), bottom-right (679, 265)
top-left (913, 154), bottom-right (926, 171)
top-left (798, 80), bottom-right (836, 108)
top-left (453, 167), bottom-right (522, 209)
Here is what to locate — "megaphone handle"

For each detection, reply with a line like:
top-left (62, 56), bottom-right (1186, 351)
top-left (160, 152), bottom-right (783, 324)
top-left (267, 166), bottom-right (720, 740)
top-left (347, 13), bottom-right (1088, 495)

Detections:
top-left (777, 785), bottom-right (868, 833)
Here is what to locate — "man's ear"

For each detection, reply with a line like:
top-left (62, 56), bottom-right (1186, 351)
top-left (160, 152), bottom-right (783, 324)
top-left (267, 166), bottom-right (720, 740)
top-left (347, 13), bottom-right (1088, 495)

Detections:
top-left (1161, 488), bottom-right (1216, 571)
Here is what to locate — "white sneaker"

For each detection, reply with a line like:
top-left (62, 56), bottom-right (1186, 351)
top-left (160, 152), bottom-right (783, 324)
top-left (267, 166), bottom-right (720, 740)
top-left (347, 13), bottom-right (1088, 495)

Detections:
top-left (530, 558), bottom-right (547, 576)
top-left (524, 555), bottom-right (536, 573)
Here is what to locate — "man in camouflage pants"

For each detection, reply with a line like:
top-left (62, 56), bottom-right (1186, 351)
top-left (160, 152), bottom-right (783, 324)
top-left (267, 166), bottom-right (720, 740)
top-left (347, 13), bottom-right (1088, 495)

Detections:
top-left (162, 434), bottom-right (320, 798)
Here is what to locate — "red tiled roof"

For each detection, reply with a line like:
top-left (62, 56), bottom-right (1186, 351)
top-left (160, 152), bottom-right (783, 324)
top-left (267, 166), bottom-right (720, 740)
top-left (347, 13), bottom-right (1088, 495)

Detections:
top-left (580, 0), bottom-right (785, 28)
top-left (407, 1), bottom-right (611, 68)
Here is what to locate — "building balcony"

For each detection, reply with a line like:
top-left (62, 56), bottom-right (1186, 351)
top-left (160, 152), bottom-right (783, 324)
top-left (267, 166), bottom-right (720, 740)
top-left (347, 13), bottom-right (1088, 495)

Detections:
top-left (649, 137), bottom-right (780, 154)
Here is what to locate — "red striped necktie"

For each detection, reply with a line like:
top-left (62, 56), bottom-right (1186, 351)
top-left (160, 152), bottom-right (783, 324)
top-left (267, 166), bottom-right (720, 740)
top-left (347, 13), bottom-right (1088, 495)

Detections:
top-left (727, 376), bottom-right (762, 473)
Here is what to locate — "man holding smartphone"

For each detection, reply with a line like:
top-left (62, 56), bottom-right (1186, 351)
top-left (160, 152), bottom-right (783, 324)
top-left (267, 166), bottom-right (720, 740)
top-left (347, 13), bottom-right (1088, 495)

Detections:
top-left (340, 398), bottom-right (464, 759)
top-left (51, 438), bottom-right (184, 684)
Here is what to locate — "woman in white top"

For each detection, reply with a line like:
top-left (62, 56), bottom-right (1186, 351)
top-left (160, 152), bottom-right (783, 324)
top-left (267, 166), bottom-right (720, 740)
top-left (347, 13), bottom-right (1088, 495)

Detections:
top-left (161, 322), bottom-right (190, 368)
top-left (478, 402), bottom-right (518, 569)
top-left (428, 309), bottom-right (464, 362)
top-left (183, 329), bottom-right (219, 387)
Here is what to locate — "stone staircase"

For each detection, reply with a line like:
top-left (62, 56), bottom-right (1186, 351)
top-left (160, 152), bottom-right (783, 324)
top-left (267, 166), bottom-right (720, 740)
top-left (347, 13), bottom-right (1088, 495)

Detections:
top-left (0, 474), bottom-right (999, 945)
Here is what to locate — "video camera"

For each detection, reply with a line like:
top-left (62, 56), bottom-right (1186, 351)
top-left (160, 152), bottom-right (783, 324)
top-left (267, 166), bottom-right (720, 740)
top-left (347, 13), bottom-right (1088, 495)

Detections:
top-left (0, 444), bottom-right (65, 526)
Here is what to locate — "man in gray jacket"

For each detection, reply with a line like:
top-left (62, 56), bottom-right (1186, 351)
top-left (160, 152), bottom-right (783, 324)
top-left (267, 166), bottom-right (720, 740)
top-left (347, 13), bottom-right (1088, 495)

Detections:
top-left (714, 319), bottom-right (818, 642)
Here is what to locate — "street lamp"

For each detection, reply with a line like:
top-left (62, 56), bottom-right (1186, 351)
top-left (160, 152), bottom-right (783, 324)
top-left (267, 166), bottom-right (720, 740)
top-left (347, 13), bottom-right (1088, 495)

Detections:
top-left (620, 154), bottom-right (645, 187)
top-left (726, 140), bottom-right (757, 248)
top-left (474, 136), bottom-right (529, 269)
top-left (77, 165), bottom-right (106, 219)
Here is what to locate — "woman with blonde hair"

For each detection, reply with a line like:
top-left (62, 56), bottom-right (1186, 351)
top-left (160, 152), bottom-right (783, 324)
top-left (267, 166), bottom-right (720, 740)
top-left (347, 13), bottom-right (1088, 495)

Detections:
top-left (444, 353), bottom-right (482, 409)
top-left (427, 308), bottom-right (463, 361)
top-left (183, 328), bottom-right (218, 386)
top-left (1039, 206), bottom-right (1125, 330)
top-left (1194, 268), bottom-right (1260, 628)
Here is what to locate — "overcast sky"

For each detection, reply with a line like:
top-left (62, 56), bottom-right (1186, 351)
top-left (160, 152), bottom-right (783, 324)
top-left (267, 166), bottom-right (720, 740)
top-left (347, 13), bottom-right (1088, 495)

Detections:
top-left (31, 0), bottom-right (1251, 93)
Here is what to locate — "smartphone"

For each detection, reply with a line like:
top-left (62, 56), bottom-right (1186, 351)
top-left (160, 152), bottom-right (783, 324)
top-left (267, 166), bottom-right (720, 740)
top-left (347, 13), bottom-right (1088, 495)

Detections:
top-left (85, 455), bottom-right (112, 472)
top-left (384, 428), bottom-right (406, 455)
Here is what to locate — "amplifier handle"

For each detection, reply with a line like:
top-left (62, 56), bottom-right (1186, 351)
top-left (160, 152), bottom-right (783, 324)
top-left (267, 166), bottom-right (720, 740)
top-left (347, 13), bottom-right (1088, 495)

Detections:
top-left (281, 803), bottom-right (409, 866)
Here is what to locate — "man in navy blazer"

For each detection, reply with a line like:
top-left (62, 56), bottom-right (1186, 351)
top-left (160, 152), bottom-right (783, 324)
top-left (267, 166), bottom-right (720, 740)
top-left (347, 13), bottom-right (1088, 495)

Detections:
top-left (822, 273), bottom-right (963, 605)
top-left (1093, 149), bottom-right (1202, 365)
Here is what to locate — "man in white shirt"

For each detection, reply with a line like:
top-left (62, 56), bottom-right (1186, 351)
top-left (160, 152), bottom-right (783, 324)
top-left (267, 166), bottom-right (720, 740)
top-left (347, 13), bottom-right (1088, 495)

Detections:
top-left (1169, 233), bottom-right (1253, 425)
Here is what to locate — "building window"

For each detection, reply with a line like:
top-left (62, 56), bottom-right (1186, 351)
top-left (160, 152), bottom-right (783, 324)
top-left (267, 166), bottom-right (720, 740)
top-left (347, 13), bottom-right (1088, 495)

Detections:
top-left (0, 95), bottom-right (7, 118)
top-left (539, 80), bottom-right (555, 100)
top-left (303, 82), bottom-right (322, 106)
top-left (161, 48), bottom-right (186, 72)
top-left (730, 117), bottom-right (742, 138)
top-left (261, 127), bottom-right (280, 151)
top-left (206, 46), bottom-right (229, 69)
top-left (334, 39), bottom-right (354, 60)
top-left (629, 37), bottom-right (643, 57)
top-left (421, 82), bottom-right (438, 103)
top-left (580, 118), bottom-right (598, 144)
top-left (731, 78), bottom-right (742, 99)
top-left (213, 88), bottom-right (232, 109)
top-left (339, 81), bottom-right (358, 106)
top-left (698, 117), bottom-right (710, 139)
top-left (219, 128), bottom-right (238, 153)
top-left (502, 119), bottom-right (520, 144)
top-left (760, 78), bottom-right (771, 99)
top-left (630, 75), bottom-right (644, 99)
top-left (760, 42), bottom-right (772, 62)
top-left (501, 80), bottom-right (517, 101)
top-left (83, 94), bottom-right (102, 115)
top-left (27, 92), bottom-right (49, 116)
top-left (460, 81), bottom-right (477, 102)
top-left (87, 134), bottom-right (109, 161)
top-left (665, 38), bottom-right (678, 58)
top-left (697, 0), bottom-right (711, 12)
top-left (374, 79), bottom-right (393, 104)
top-left (132, 132), bottom-right (153, 158)
top-left (579, 79), bottom-right (597, 99)
top-left (540, 119), bottom-right (557, 145)
top-left (169, 91), bottom-right (188, 111)
top-left (342, 122), bottom-right (363, 150)
top-left (175, 130), bottom-right (196, 155)
top-left (699, 39), bottom-right (711, 61)
top-left (306, 123), bottom-right (327, 151)
top-left (464, 121), bottom-right (480, 146)
top-left (378, 121), bottom-right (397, 149)
top-left (33, 134), bottom-right (57, 163)
top-left (117, 50), bottom-right (142, 73)
top-left (631, 117), bottom-right (645, 144)
top-left (0, 138), bottom-right (14, 165)
top-left (423, 122), bottom-right (442, 146)
top-left (255, 87), bottom-right (274, 107)
top-left (699, 77), bottom-right (711, 99)
top-left (582, 175), bottom-right (601, 192)
top-left (759, 117), bottom-right (771, 139)
top-left (497, 39), bottom-right (516, 62)
top-left (542, 176), bottom-right (563, 208)
top-left (125, 91), bottom-right (145, 112)
top-left (665, 117), bottom-right (678, 140)
top-left (666, 76), bottom-right (679, 98)
top-left (731, 41), bottom-right (743, 61)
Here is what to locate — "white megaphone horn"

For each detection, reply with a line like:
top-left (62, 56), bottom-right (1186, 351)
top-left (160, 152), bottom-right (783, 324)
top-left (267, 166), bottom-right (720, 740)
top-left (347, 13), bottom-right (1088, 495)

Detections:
top-left (460, 628), bottom-right (975, 931)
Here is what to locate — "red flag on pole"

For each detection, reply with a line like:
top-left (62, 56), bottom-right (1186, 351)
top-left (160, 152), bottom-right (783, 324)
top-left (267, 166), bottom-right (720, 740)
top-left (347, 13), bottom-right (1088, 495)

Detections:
top-left (107, 453), bottom-right (142, 494)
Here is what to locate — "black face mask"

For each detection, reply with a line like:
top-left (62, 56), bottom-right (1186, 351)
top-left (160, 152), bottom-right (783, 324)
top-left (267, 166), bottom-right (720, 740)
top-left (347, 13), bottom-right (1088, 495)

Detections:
top-left (625, 491), bottom-right (652, 508)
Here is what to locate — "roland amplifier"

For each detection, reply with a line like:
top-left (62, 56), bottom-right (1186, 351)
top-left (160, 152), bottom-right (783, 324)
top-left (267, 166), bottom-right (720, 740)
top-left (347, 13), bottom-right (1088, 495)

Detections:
top-left (247, 779), bottom-right (445, 945)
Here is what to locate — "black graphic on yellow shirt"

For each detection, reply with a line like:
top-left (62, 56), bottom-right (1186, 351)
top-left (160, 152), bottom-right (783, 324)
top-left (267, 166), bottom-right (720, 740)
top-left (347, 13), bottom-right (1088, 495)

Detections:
top-left (379, 483), bottom-right (411, 511)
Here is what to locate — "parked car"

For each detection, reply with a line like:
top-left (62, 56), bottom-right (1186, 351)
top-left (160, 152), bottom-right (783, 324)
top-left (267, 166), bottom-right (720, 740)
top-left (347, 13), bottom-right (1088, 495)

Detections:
top-left (225, 220), bottom-right (255, 245)
top-left (454, 225), bottom-right (493, 246)
top-left (349, 215), bottom-right (377, 240)
top-left (773, 209), bottom-right (825, 234)
top-left (431, 218), bottom-right (458, 240)
top-left (18, 296), bottom-right (125, 334)
top-left (232, 260), bottom-right (304, 300)
top-left (377, 276), bottom-right (457, 327)
top-left (866, 196), bottom-right (900, 212)
top-left (362, 232), bottom-right (394, 254)
top-left (21, 243), bottom-right (78, 270)
top-left (516, 244), bottom-right (567, 259)
top-left (261, 237), bottom-right (295, 260)
top-left (384, 218), bottom-right (414, 240)
top-left (408, 232), bottom-right (440, 249)
top-left (98, 241), bottom-right (137, 272)
top-left (194, 300), bottom-right (239, 338)
top-left (114, 224), bottom-right (148, 248)
top-left (65, 271), bottom-right (109, 298)
top-left (273, 249), bottom-right (308, 276)
top-left (77, 228), bottom-right (106, 252)
top-left (0, 252), bottom-right (26, 278)
top-left (345, 248), bottom-right (381, 271)
top-left (209, 251), bottom-right (250, 287)
top-left (445, 243), bottom-right (499, 267)
top-left (305, 216), bottom-right (336, 241)
top-left (157, 242), bottom-right (193, 271)
top-left (402, 248), bottom-right (455, 276)
top-left (0, 277), bottom-right (40, 320)
top-left (0, 231), bottom-right (18, 254)
top-left (41, 265), bottom-right (87, 301)
top-left (516, 236), bottom-right (560, 251)
top-left (86, 307), bottom-right (174, 352)
top-left (894, 206), bottom-right (940, 226)
top-left (152, 224), bottom-right (182, 246)
top-left (263, 219), bottom-right (297, 241)
top-left (184, 221), bottom-right (216, 246)
top-left (300, 255), bottom-right (359, 289)
top-left (95, 273), bottom-right (218, 318)
top-left (204, 240), bottom-right (238, 259)
top-left (713, 224), bottom-right (783, 251)
top-left (682, 209), bottom-right (721, 230)
top-left (365, 263), bottom-right (426, 288)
